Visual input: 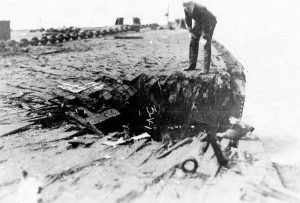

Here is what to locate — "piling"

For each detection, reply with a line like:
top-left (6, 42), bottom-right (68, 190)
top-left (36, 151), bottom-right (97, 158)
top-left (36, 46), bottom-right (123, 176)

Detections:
top-left (0, 21), bottom-right (11, 41)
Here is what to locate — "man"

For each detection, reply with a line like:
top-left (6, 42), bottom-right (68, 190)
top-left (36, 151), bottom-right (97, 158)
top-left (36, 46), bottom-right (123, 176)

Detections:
top-left (183, 1), bottom-right (217, 73)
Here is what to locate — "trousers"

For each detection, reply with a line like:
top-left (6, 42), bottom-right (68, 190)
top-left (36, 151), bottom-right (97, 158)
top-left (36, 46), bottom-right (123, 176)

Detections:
top-left (189, 20), bottom-right (216, 70)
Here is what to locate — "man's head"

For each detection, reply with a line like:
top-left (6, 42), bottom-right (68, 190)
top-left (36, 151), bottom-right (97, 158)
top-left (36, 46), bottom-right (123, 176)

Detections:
top-left (182, 1), bottom-right (194, 13)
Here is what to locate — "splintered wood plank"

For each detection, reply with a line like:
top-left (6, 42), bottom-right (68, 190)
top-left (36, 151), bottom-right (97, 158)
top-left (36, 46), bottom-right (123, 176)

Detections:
top-left (114, 139), bottom-right (221, 203)
top-left (196, 140), bottom-right (294, 203)
top-left (238, 140), bottom-right (283, 188)
top-left (66, 111), bottom-right (104, 137)
top-left (155, 142), bottom-right (220, 203)
top-left (0, 122), bottom-right (34, 137)
top-left (76, 107), bottom-right (120, 125)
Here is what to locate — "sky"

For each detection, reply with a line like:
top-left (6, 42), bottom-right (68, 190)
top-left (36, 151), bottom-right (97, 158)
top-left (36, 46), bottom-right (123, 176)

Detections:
top-left (0, 0), bottom-right (173, 29)
top-left (1, 0), bottom-right (300, 163)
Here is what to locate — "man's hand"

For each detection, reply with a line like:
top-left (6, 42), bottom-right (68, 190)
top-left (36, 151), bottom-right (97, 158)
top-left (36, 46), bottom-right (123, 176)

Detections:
top-left (188, 32), bottom-right (197, 39)
top-left (187, 27), bottom-right (196, 39)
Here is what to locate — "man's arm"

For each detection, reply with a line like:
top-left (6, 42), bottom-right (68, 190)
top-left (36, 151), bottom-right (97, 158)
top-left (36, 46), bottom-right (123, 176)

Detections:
top-left (184, 10), bottom-right (193, 32)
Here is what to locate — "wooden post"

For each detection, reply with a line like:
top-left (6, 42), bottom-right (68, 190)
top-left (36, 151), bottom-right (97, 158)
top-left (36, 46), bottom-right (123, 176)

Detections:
top-left (0, 21), bottom-right (10, 41)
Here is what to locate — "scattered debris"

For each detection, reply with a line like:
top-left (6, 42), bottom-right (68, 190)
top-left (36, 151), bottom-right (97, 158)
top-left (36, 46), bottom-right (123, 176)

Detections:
top-left (126, 138), bottom-right (151, 159)
top-left (217, 117), bottom-right (255, 140)
top-left (66, 111), bottom-right (105, 137)
top-left (251, 183), bottom-right (300, 202)
top-left (67, 138), bottom-right (97, 149)
top-left (156, 137), bottom-right (193, 159)
top-left (181, 158), bottom-right (198, 173)
top-left (217, 117), bottom-right (255, 152)
top-left (58, 81), bottom-right (104, 94)
top-left (101, 132), bottom-right (151, 148)
top-left (44, 157), bottom-right (109, 187)
top-left (0, 122), bottom-right (35, 137)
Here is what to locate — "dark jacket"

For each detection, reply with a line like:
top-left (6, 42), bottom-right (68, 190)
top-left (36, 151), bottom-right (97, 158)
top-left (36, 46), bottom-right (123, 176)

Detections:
top-left (184, 1), bottom-right (216, 29)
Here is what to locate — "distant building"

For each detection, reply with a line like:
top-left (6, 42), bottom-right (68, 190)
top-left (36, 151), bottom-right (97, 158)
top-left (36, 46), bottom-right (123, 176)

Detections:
top-left (0, 21), bottom-right (10, 41)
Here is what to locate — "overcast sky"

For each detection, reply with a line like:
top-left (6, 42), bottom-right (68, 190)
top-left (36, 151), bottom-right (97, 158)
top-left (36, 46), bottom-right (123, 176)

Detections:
top-left (0, 0), bottom-right (175, 29)
top-left (2, 0), bottom-right (297, 29)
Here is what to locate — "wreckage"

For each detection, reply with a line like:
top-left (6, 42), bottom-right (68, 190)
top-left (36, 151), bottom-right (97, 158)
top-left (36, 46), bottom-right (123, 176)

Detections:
top-left (52, 66), bottom-right (245, 142)
top-left (1, 25), bottom-right (292, 203)
top-left (8, 35), bottom-right (246, 145)
top-left (2, 28), bottom-right (246, 144)
top-left (38, 38), bottom-right (247, 175)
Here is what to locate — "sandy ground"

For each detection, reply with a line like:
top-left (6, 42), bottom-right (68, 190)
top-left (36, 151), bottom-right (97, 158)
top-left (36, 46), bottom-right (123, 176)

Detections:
top-left (0, 29), bottom-right (299, 202)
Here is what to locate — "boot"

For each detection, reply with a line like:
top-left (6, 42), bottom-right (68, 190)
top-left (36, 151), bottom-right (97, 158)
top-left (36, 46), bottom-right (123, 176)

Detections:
top-left (183, 63), bottom-right (196, 71)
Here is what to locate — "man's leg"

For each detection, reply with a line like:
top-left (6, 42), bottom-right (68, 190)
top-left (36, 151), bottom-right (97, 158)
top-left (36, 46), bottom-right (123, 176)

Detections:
top-left (203, 39), bottom-right (212, 72)
top-left (203, 21), bottom-right (216, 73)
top-left (184, 23), bottom-right (202, 71)
top-left (188, 37), bottom-right (199, 69)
